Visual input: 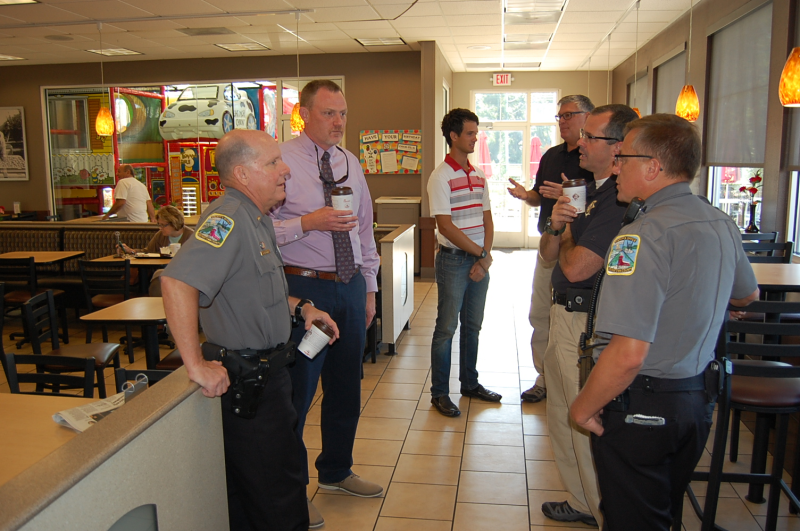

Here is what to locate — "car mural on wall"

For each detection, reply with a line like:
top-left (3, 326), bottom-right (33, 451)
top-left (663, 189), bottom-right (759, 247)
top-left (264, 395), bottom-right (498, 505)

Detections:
top-left (158, 84), bottom-right (257, 140)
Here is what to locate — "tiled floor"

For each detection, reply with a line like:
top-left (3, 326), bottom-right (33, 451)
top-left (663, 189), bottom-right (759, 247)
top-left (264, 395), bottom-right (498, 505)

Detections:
top-left (3, 249), bottom-right (800, 530)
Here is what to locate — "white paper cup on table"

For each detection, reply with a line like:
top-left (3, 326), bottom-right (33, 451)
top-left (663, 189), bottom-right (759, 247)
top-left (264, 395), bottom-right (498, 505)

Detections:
top-left (562, 179), bottom-right (587, 214)
top-left (298, 319), bottom-right (335, 359)
top-left (13, 202), bottom-right (21, 214)
top-left (168, 243), bottom-right (181, 256)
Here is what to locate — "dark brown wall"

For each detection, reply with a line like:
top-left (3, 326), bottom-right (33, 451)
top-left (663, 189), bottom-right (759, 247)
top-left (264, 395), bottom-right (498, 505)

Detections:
top-left (0, 51), bottom-right (421, 212)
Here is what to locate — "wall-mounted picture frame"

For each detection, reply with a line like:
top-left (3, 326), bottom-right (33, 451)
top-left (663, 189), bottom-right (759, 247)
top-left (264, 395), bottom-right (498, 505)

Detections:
top-left (0, 107), bottom-right (29, 181)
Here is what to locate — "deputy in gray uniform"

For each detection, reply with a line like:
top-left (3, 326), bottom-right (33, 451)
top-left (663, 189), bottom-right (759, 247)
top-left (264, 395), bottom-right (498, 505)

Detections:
top-left (162, 129), bottom-right (339, 531)
top-left (570, 114), bottom-right (759, 531)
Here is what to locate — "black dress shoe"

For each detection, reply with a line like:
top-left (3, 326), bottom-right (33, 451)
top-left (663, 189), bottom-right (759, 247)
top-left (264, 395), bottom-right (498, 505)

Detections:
top-left (461, 384), bottom-right (502, 402)
top-left (431, 396), bottom-right (461, 417)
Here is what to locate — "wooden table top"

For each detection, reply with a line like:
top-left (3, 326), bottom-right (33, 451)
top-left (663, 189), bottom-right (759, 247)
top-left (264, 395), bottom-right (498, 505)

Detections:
top-left (91, 254), bottom-right (172, 266)
top-left (0, 393), bottom-right (94, 487)
top-left (81, 297), bottom-right (166, 323)
top-left (751, 263), bottom-right (800, 290)
top-left (0, 251), bottom-right (85, 264)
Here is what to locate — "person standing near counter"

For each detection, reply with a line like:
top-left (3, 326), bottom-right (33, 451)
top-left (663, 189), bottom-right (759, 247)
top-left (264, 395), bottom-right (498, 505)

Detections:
top-left (269, 79), bottom-right (382, 528)
top-left (162, 129), bottom-right (339, 531)
top-left (102, 164), bottom-right (156, 222)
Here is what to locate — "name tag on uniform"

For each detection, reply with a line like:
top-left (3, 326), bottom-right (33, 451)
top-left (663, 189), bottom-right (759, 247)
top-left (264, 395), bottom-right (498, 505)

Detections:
top-left (261, 250), bottom-right (270, 256)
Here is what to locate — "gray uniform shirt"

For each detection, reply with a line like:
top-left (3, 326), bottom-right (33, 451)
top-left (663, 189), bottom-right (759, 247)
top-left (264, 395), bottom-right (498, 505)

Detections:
top-left (163, 188), bottom-right (291, 350)
top-left (596, 182), bottom-right (757, 379)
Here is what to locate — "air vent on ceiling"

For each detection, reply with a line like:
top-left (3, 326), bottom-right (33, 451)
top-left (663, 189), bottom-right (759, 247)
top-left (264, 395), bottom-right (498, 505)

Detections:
top-left (504, 11), bottom-right (561, 25)
top-left (505, 0), bottom-right (565, 12)
top-left (504, 42), bottom-right (549, 51)
top-left (177, 27), bottom-right (235, 37)
top-left (215, 43), bottom-right (270, 52)
top-left (356, 37), bottom-right (406, 46)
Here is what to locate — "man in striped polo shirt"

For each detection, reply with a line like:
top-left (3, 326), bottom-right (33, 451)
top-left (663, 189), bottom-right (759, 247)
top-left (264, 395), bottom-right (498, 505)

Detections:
top-left (427, 108), bottom-right (501, 417)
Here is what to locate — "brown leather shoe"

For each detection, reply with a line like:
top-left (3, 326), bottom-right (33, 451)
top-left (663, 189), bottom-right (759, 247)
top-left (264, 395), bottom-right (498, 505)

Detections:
top-left (431, 395), bottom-right (461, 417)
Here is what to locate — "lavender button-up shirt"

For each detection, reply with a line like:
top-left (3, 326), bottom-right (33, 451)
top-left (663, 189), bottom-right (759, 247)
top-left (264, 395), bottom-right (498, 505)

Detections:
top-left (270, 132), bottom-right (380, 293)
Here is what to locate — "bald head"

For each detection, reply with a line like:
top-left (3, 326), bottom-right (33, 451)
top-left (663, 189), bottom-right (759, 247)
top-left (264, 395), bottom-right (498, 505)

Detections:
top-left (118, 164), bottom-right (135, 177)
top-left (216, 130), bottom-right (266, 184)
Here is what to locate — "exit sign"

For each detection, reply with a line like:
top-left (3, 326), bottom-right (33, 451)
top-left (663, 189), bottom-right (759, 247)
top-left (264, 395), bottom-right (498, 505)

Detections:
top-left (493, 73), bottom-right (512, 86)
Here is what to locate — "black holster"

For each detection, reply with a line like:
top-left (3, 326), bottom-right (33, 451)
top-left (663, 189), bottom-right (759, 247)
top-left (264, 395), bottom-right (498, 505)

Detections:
top-left (201, 341), bottom-right (296, 419)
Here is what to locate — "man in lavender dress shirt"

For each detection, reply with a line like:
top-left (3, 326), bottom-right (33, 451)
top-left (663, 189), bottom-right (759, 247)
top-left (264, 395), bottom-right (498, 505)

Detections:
top-left (270, 80), bottom-right (382, 528)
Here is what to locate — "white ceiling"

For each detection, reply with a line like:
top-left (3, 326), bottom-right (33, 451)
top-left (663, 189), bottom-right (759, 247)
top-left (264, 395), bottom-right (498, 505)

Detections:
top-left (0, 0), bottom-right (698, 71)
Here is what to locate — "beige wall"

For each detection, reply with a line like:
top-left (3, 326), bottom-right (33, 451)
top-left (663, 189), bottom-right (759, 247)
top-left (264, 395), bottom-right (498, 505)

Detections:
top-left (0, 51), bottom-right (422, 213)
top-left (612, 0), bottom-right (792, 236)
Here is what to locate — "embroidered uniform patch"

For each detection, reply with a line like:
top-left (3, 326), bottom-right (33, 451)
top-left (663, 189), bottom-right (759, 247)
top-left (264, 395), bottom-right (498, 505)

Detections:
top-left (195, 214), bottom-right (234, 248)
top-left (606, 234), bottom-right (640, 276)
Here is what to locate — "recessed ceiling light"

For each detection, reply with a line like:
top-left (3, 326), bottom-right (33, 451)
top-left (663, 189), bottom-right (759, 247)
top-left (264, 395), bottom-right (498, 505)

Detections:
top-left (87, 48), bottom-right (142, 56)
top-left (503, 62), bottom-right (541, 69)
top-left (356, 37), bottom-right (406, 47)
top-left (467, 45), bottom-right (492, 50)
top-left (0, 0), bottom-right (38, 4)
top-left (215, 43), bottom-right (270, 51)
top-left (0, 54), bottom-right (25, 60)
top-left (45, 35), bottom-right (74, 41)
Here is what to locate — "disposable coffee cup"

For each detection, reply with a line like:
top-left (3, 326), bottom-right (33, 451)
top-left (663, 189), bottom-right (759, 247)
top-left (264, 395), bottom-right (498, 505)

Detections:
top-left (13, 202), bottom-right (21, 214)
top-left (298, 319), bottom-right (335, 359)
top-left (330, 187), bottom-right (353, 214)
top-left (168, 242), bottom-right (181, 256)
top-left (562, 179), bottom-right (587, 214)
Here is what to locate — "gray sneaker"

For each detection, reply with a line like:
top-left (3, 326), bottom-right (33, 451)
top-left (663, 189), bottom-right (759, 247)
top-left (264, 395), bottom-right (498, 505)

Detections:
top-left (542, 501), bottom-right (597, 526)
top-left (307, 498), bottom-right (324, 529)
top-left (521, 385), bottom-right (547, 403)
top-left (318, 474), bottom-right (383, 497)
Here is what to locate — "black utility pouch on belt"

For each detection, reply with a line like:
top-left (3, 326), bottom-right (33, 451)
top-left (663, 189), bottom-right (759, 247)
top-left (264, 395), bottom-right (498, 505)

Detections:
top-left (201, 341), bottom-right (296, 419)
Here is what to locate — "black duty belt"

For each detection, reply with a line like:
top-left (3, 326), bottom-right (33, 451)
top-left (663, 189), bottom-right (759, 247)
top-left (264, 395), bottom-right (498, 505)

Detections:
top-left (439, 245), bottom-right (470, 257)
top-left (553, 289), bottom-right (592, 312)
top-left (629, 372), bottom-right (706, 393)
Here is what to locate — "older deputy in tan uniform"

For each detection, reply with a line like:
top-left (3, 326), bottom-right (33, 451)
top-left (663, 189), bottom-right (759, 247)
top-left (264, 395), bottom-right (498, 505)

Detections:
top-left (162, 129), bottom-right (338, 531)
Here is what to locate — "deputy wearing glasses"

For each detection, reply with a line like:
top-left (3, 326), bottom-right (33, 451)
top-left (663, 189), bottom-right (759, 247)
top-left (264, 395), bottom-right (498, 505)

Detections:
top-left (508, 94), bottom-right (595, 406)
top-left (269, 79), bottom-right (382, 528)
top-left (571, 114), bottom-right (758, 530)
top-left (539, 104), bottom-right (638, 527)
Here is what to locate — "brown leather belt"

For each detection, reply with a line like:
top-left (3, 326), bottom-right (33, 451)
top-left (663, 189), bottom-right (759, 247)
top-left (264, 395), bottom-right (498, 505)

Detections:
top-left (283, 265), bottom-right (359, 282)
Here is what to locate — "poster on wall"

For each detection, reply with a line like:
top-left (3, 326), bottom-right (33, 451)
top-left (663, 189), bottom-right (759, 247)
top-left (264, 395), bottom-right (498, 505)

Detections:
top-left (203, 146), bottom-right (225, 201)
top-left (359, 130), bottom-right (421, 174)
top-left (0, 107), bottom-right (29, 181)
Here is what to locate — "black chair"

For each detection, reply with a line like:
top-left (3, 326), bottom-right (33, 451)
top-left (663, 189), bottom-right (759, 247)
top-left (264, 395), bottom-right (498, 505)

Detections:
top-left (741, 231), bottom-right (778, 242)
top-left (79, 260), bottom-right (141, 363)
top-left (23, 290), bottom-right (121, 398)
top-left (688, 301), bottom-right (800, 531)
top-left (114, 368), bottom-right (172, 393)
top-left (5, 352), bottom-right (95, 398)
top-left (0, 257), bottom-right (69, 348)
top-left (742, 241), bottom-right (794, 264)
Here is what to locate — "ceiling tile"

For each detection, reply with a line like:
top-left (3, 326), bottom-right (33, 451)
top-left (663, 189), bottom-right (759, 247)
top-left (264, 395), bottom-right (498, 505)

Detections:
top-left (397, 2), bottom-right (442, 17)
top-left (298, 29), bottom-right (351, 41)
top-left (201, 0), bottom-right (295, 11)
top-left (54, 1), bottom-right (155, 19)
top-left (445, 14), bottom-right (500, 26)
top-left (449, 26), bottom-right (499, 36)
top-left (395, 29), bottom-right (451, 39)
top-left (372, 4), bottom-right (412, 19)
top-left (562, 11), bottom-right (625, 24)
top-left (389, 15), bottom-right (445, 28)
top-left (285, 0), bottom-right (368, 7)
top-left (169, 17), bottom-right (250, 29)
top-left (120, 0), bottom-right (223, 17)
top-left (0, 3), bottom-right (88, 24)
top-left (112, 20), bottom-right (185, 31)
top-left (439, 1), bottom-right (500, 15)
top-left (334, 20), bottom-right (394, 30)
top-left (342, 28), bottom-right (400, 39)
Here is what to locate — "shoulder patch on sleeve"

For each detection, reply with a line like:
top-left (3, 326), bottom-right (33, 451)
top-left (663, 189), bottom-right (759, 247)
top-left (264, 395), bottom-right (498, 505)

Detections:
top-left (195, 213), bottom-right (235, 248)
top-left (606, 234), bottom-right (640, 276)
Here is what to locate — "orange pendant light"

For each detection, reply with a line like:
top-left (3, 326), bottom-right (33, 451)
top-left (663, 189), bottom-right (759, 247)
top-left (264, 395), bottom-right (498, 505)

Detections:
top-left (290, 102), bottom-right (305, 133)
top-left (779, 47), bottom-right (800, 107)
top-left (95, 105), bottom-right (114, 136)
top-left (675, 85), bottom-right (700, 122)
top-left (632, 108), bottom-right (641, 118)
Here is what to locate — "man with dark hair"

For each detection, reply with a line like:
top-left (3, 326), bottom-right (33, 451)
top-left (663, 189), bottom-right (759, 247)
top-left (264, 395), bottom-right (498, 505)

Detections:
top-left (540, 104), bottom-right (638, 527)
top-left (269, 79), bottom-right (382, 528)
top-left (571, 114), bottom-right (759, 530)
top-left (427, 107), bottom-right (501, 417)
top-left (102, 163), bottom-right (156, 222)
top-left (509, 94), bottom-right (595, 405)
top-left (162, 129), bottom-right (339, 531)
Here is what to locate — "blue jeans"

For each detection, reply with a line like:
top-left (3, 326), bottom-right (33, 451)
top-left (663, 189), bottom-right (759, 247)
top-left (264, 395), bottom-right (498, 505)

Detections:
top-left (286, 272), bottom-right (366, 485)
top-left (430, 251), bottom-right (490, 398)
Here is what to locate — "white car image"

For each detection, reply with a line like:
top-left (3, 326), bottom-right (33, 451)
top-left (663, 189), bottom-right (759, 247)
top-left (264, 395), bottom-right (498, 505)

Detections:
top-left (158, 84), bottom-right (257, 140)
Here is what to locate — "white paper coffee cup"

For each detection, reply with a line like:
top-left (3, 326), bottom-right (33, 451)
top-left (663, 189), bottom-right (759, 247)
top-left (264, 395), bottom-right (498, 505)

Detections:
top-left (562, 179), bottom-right (587, 214)
top-left (168, 243), bottom-right (181, 256)
top-left (298, 320), bottom-right (334, 359)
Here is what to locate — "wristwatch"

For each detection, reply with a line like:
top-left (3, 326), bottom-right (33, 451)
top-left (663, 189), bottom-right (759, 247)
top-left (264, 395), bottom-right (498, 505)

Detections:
top-left (478, 248), bottom-right (487, 259)
top-left (295, 299), bottom-right (315, 321)
top-left (544, 217), bottom-right (566, 236)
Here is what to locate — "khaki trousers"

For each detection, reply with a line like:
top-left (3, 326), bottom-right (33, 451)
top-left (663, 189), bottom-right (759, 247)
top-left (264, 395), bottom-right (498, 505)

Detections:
top-left (529, 251), bottom-right (556, 388)
top-left (544, 303), bottom-right (602, 527)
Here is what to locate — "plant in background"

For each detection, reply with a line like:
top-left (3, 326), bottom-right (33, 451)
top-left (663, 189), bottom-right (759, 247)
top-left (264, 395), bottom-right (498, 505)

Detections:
top-left (739, 171), bottom-right (762, 204)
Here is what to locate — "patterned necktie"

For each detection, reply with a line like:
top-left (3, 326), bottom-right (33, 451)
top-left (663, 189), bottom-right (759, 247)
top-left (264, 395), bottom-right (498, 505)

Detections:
top-left (320, 151), bottom-right (356, 284)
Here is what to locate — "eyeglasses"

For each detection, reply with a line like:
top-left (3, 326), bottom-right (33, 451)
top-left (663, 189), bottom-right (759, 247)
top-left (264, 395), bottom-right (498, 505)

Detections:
top-left (315, 145), bottom-right (350, 185)
top-left (157, 222), bottom-right (170, 228)
top-left (614, 154), bottom-right (655, 165)
top-left (555, 111), bottom-right (587, 122)
top-left (580, 129), bottom-right (621, 143)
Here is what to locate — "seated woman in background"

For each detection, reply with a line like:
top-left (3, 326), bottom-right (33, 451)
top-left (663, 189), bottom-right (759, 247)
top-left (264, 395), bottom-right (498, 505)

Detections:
top-left (118, 206), bottom-right (193, 296)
